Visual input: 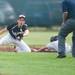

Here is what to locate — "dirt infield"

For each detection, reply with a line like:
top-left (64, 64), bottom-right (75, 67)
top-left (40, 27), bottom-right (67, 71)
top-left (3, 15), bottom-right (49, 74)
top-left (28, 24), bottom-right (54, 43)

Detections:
top-left (0, 45), bottom-right (16, 52)
top-left (0, 45), bottom-right (40, 52)
top-left (0, 45), bottom-right (56, 52)
top-left (0, 45), bottom-right (41, 52)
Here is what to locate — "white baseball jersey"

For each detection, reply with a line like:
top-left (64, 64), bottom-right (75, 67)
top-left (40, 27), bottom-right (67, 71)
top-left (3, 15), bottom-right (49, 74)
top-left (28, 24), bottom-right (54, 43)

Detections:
top-left (46, 40), bottom-right (71, 53)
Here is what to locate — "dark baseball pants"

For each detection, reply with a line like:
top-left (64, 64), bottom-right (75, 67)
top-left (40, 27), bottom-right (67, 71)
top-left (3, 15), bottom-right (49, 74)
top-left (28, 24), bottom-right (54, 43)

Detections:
top-left (58, 19), bottom-right (75, 57)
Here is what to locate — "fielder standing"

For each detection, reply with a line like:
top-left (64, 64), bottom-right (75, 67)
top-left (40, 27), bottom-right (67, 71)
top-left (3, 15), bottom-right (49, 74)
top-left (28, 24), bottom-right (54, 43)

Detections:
top-left (0, 15), bottom-right (31, 52)
top-left (58, 0), bottom-right (75, 58)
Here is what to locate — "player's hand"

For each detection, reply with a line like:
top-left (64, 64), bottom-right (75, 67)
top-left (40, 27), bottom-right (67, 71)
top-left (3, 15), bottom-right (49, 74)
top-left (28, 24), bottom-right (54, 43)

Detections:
top-left (32, 49), bottom-right (39, 52)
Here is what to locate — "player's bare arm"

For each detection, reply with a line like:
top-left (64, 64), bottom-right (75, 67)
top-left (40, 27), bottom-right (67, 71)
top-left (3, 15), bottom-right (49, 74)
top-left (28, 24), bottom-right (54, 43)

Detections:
top-left (23, 29), bottom-right (29, 36)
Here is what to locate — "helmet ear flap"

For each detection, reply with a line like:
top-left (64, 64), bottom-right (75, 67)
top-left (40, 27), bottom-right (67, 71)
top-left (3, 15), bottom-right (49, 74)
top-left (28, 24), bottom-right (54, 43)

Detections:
top-left (50, 36), bottom-right (58, 42)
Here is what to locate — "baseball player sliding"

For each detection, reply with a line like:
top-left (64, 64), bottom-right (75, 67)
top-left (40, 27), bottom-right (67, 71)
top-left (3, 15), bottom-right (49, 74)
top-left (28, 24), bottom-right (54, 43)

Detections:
top-left (0, 15), bottom-right (31, 52)
top-left (33, 36), bottom-right (71, 53)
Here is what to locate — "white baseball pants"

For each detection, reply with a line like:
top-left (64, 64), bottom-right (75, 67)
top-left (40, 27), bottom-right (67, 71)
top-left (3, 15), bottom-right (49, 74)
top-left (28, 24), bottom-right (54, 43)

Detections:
top-left (0, 33), bottom-right (31, 52)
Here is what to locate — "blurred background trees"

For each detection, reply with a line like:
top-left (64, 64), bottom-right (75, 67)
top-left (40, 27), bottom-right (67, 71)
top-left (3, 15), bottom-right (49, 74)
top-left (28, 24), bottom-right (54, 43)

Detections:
top-left (0, 0), bottom-right (63, 28)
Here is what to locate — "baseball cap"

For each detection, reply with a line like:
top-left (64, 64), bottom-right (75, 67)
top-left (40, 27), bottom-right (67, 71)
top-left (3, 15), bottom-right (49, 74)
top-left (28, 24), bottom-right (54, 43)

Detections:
top-left (19, 15), bottom-right (26, 18)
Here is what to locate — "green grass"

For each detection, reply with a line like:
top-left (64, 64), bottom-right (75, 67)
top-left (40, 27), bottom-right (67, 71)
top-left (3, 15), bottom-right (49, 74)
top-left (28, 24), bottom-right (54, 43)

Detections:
top-left (0, 52), bottom-right (75, 75)
top-left (0, 31), bottom-right (74, 75)
top-left (23, 31), bottom-right (58, 45)
top-left (23, 31), bottom-right (72, 45)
